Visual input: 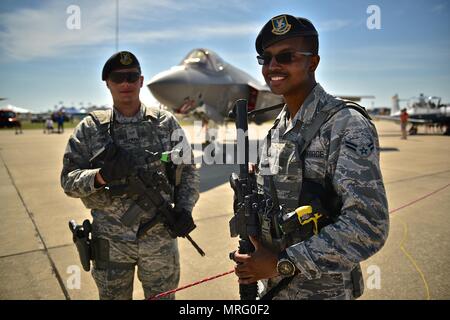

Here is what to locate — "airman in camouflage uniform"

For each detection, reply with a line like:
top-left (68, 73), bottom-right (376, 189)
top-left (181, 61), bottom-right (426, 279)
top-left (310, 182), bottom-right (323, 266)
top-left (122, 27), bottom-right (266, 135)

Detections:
top-left (233, 15), bottom-right (389, 300)
top-left (61, 51), bottom-right (199, 299)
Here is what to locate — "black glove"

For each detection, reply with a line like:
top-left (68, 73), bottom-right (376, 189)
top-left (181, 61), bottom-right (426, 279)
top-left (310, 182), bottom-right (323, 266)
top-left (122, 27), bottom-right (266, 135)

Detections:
top-left (169, 208), bottom-right (196, 238)
top-left (99, 145), bottom-right (133, 183)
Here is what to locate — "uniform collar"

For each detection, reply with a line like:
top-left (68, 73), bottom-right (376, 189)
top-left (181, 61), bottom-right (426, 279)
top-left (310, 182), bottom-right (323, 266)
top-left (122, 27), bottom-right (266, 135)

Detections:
top-left (113, 103), bottom-right (145, 123)
top-left (284, 83), bottom-right (329, 135)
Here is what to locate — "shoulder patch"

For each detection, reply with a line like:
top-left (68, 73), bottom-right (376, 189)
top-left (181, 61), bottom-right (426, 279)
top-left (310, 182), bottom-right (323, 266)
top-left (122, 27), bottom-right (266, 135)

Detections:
top-left (344, 130), bottom-right (374, 158)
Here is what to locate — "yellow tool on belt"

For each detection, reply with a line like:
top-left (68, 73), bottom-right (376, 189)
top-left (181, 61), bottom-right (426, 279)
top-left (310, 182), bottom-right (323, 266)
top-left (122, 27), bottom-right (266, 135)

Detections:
top-left (279, 205), bottom-right (323, 237)
top-left (294, 206), bottom-right (322, 235)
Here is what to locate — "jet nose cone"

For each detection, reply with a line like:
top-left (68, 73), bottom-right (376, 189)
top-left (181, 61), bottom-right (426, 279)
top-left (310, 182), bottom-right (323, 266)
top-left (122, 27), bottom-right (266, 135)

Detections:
top-left (147, 66), bottom-right (191, 108)
top-left (148, 66), bottom-right (188, 91)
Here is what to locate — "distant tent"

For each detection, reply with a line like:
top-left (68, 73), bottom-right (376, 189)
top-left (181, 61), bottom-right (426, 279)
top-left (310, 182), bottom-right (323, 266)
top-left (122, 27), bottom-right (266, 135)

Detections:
top-left (61, 106), bottom-right (86, 115)
top-left (86, 105), bottom-right (112, 113)
top-left (0, 104), bottom-right (32, 113)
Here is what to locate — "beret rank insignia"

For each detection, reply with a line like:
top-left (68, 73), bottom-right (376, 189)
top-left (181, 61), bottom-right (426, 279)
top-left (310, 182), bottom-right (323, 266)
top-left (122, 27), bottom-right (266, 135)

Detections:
top-left (271, 15), bottom-right (292, 35)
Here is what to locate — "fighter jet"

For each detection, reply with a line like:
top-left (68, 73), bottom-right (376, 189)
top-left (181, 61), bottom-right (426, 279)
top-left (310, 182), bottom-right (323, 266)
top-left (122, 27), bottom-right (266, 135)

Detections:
top-left (147, 48), bottom-right (283, 124)
top-left (147, 48), bottom-right (375, 124)
top-left (375, 94), bottom-right (450, 135)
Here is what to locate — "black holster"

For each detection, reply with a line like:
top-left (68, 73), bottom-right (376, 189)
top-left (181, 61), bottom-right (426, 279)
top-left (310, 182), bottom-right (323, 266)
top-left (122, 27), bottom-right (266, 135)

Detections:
top-left (69, 219), bottom-right (92, 272)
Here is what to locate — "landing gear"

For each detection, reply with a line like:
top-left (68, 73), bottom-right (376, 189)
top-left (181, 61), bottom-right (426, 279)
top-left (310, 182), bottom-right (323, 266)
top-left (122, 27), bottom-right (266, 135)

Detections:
top-left (409, 125), bottom-right (418, 135)
top-left (444, 125), bottom-right (450, 136)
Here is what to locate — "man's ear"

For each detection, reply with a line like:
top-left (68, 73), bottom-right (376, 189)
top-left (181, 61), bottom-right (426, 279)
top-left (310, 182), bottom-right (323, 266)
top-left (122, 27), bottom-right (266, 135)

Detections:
top-left (139, 76), bottom-right (144, 88)
top-left (105, 80), bottom-right (110, 89)
top-left (309, 55), bottom-right (320, 73)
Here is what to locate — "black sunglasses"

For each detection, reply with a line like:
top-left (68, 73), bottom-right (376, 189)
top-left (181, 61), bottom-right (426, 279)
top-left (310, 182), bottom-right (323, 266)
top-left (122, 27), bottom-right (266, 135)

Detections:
top-left (108, 71), bottom-right (141, 84)
top-left (257, 51), bottom-right (313, 66)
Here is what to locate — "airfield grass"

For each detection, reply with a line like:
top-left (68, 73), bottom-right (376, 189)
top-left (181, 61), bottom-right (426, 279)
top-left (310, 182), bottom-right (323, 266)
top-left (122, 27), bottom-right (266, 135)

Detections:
top-left (5, 118), bottom-right (267, 132)
top-left (19, 120), bottom-right (81, 130)
top-left (10, 118), bottom-right (195, 131)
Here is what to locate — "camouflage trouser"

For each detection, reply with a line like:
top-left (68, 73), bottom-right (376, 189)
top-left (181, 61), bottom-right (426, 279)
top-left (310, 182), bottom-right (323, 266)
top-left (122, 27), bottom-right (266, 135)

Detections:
top-left (260, 267), bottom-right (363, 300)
top-left (91, 223), bottom-right (180, 300)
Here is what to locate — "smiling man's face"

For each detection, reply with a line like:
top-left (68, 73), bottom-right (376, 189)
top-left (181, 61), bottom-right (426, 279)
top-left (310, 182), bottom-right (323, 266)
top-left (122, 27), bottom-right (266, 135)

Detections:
top-left (262, 37), bottom-right (319, 97)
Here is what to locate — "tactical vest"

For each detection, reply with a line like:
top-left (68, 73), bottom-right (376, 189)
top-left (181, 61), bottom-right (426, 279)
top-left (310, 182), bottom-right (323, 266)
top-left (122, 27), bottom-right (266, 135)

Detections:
top-left (257, 101), bottom-right (372, 251)
top-left (89, 107), bottom-right (175, 224)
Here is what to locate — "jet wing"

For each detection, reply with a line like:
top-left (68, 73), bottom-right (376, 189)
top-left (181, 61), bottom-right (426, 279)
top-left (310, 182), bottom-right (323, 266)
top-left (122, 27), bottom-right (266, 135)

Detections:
top-left (335, 95), bottom-right (375, 102)
top-left (373, 115), bottom-right (432, 124)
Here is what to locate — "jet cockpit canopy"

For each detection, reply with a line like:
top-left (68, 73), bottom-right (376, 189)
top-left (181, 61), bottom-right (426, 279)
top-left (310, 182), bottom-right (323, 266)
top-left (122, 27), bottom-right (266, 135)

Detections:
top-left (181, 48), bottom-right (225, 72)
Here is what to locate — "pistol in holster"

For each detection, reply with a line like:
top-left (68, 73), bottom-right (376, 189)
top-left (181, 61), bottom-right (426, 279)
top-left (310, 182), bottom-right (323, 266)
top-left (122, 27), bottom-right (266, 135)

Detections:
top-left (68, 219), bottom-right (92, 272)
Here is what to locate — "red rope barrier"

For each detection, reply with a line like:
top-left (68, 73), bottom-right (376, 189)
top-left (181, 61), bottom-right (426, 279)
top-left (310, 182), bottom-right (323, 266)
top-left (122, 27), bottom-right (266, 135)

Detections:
top-left (148, 269), bottom-right (234, 300)
top-left (148, 183), bottom-right (450, 300)
top-left (389, 183), bottom-right (449, 214)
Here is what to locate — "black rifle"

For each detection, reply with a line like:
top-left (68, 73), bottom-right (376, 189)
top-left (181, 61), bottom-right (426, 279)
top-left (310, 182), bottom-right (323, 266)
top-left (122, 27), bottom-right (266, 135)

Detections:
top-left (91, 144), bottom-right (205, 257)
top-left (229, 99), bottom-right (260, 300)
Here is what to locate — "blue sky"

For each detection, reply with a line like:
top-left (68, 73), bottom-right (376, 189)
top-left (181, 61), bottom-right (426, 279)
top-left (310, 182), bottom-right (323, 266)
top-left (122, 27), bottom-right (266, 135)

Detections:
top-left (0, 0), bottom-right (449, 112)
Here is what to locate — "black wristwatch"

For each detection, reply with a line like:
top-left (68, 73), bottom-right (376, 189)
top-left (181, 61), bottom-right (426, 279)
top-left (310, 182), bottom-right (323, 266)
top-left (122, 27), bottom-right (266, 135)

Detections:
top-left (277, 251), bottom-right (296, 277)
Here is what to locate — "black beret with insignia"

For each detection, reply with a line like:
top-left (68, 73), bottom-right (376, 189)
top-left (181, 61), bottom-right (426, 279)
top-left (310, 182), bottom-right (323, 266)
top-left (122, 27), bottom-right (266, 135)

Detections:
top-left (102, 51), bottom-right (141, 81)
top-left (255, 14), bottom-right (318, 55)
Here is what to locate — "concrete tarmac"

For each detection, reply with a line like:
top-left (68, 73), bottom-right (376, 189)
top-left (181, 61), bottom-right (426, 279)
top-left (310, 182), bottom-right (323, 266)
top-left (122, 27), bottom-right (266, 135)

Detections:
top-left (0, 120), bottom-right (449, 300)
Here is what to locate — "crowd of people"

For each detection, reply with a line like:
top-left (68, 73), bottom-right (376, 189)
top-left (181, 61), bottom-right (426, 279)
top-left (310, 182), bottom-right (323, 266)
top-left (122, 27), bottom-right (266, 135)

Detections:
top-left (43, 111), bottom-right (65, 134)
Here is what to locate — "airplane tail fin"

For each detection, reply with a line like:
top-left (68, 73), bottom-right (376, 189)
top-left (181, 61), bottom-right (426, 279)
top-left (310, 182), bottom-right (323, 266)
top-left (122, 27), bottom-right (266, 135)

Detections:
top-left (392, 94), bottom-right (400, 114)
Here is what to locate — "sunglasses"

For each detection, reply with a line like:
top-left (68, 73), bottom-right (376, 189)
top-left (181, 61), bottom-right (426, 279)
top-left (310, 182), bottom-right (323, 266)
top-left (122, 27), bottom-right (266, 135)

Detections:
top-left (257, 51), bottom-right (313, 66)
top-left (108, 71), bottom-right (141, 84)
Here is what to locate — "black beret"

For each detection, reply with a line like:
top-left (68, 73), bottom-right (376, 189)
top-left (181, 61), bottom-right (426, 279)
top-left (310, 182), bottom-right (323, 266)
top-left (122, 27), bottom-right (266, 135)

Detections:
top-left (255, 14), bottom-right (318, 55)
top-left (102, 51), bottom-right (141, 81)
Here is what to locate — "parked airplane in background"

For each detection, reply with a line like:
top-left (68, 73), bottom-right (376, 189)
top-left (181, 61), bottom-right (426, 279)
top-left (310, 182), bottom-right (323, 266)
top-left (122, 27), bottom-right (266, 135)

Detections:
top-left (147, 48), bottom-right (374, 125)
top-left (376, 94), bottom-right (450, 135)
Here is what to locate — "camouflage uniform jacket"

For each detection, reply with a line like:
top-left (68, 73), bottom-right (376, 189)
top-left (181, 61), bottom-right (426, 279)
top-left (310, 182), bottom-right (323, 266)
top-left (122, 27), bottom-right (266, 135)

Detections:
top-left (257, 84), bottom-right (389, 299)
top-left (61, 104), bottom-right (199, 242)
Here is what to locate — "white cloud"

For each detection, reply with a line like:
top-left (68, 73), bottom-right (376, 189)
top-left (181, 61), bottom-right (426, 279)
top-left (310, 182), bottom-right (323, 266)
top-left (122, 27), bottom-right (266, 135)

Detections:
top-left (0, 0), bottom-right (255, 61)
top-left (0, 1), bottom-right (115, 60)
top-left (318, 19), bottom-right (353, 32)
top-left (124, 23), bottom-right (259, 44)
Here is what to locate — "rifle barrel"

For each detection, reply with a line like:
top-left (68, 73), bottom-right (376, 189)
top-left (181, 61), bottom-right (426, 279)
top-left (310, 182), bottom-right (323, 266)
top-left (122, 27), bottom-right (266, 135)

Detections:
top-left (235, 99), bottom-right (249, 178)
top-left (186, 235), bottom-right (206, 256)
